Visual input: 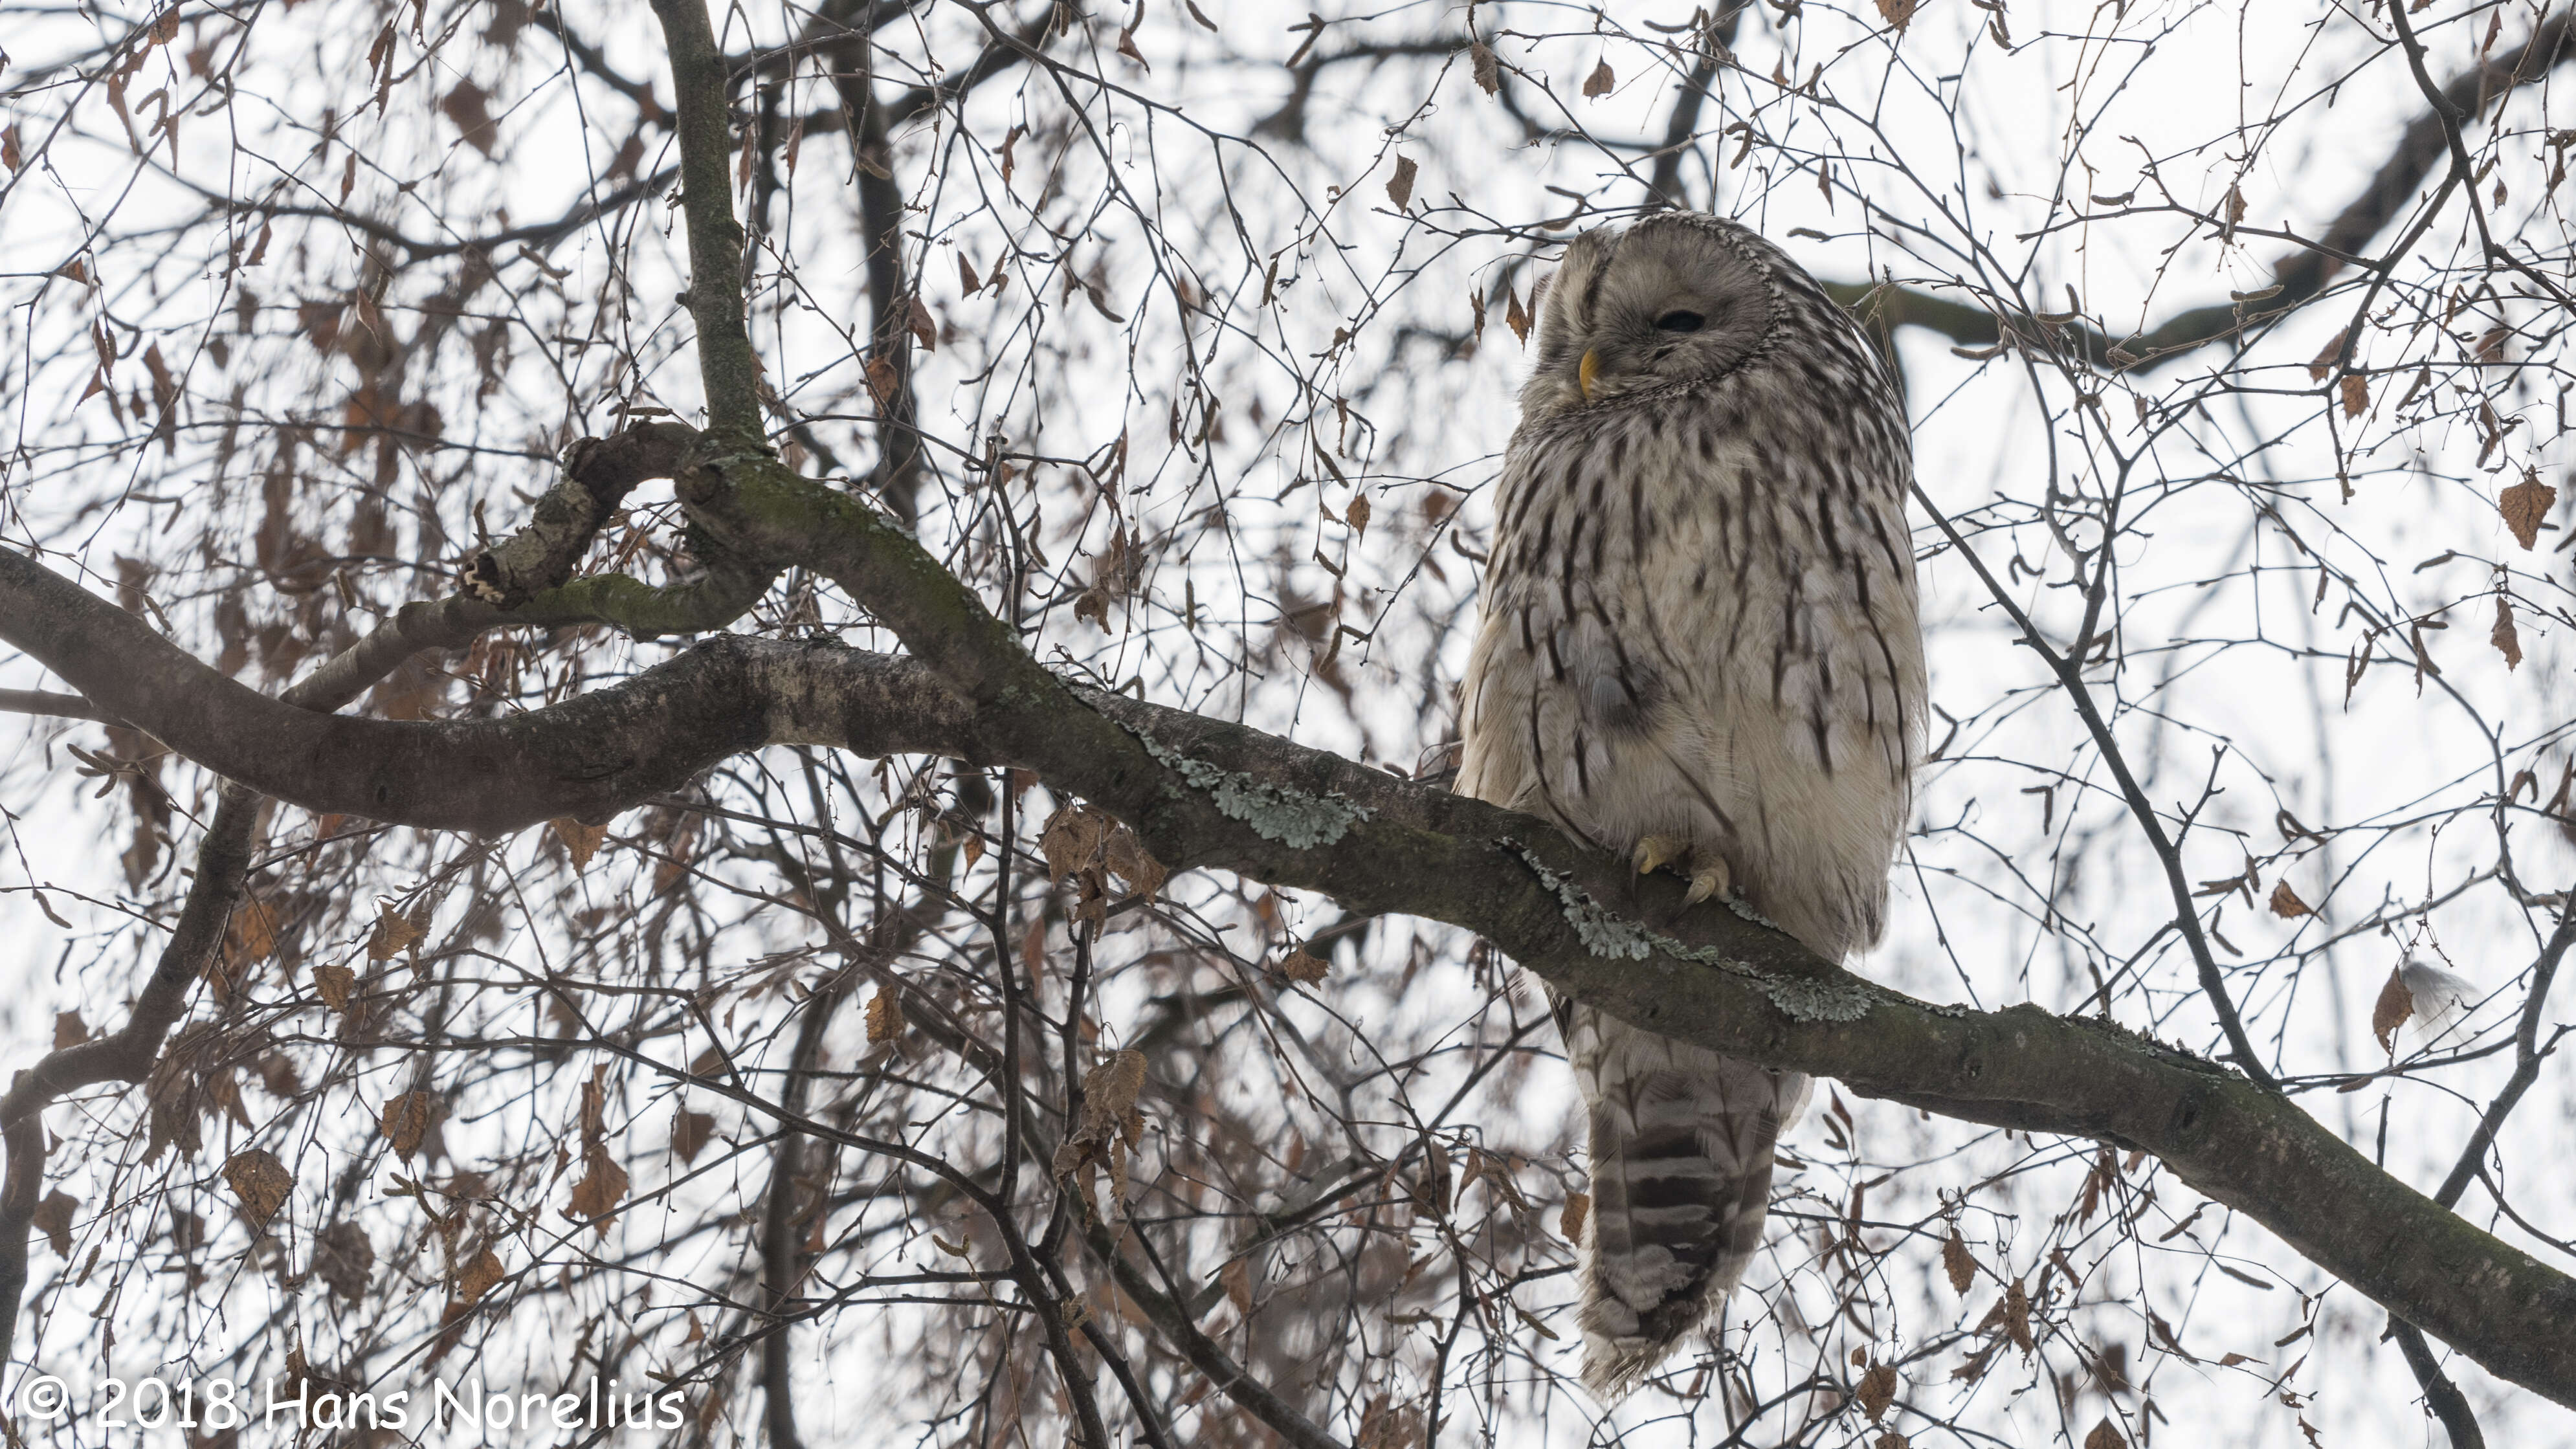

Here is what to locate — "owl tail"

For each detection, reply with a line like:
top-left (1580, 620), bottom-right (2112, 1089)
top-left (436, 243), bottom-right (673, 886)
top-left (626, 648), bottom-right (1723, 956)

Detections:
top-left (1566, 1005), bottom-right (1810, 1399)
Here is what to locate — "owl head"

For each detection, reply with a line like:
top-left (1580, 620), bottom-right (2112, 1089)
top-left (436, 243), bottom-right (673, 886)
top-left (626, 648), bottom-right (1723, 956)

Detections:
top-left (1520, 213), bottom-right (1785, 421)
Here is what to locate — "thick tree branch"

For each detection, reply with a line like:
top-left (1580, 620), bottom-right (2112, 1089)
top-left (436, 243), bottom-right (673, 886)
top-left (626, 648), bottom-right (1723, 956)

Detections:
top-left (0, 689), bottom-right (110, 723)
top-left (823, 28), bottom-right (926, 516)
top-left (760, 959), bottom-right (855, 1449)
top-left (1641, 0), bottom-right (1744, 210)
top-left (650, 0), bottom-right (766, 445)
top-left (634, 0), bottom-right (1166, 823)
top-left (4, 570), bottom-right (2572, 1406)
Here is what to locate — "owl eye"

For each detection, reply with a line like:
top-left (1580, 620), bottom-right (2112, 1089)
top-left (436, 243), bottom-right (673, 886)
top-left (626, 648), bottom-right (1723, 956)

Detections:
top-left (1654, 309), bottom-right (1706, 333)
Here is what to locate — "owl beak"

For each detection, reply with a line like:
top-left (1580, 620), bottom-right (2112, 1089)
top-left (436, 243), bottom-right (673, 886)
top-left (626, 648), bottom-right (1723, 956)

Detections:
top-left (1578, 348), bottom-right (1601, 403)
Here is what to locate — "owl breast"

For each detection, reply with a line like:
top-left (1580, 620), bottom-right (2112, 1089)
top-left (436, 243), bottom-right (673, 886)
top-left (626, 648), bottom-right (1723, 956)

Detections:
top-left (1456, 373), bottom-right (1923, 962)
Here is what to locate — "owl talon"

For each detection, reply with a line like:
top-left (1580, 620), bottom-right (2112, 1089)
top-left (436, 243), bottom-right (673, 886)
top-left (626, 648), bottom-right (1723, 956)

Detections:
top-left (1632, 834), bottom-right (1688, 878)
top-left (1683, 856), bottom-right (1732, 907)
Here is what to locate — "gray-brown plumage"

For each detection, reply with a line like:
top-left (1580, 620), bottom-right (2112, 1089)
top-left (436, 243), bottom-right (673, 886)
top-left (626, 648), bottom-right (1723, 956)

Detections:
top-left (1456, 214), bottom-right (1926, 1397)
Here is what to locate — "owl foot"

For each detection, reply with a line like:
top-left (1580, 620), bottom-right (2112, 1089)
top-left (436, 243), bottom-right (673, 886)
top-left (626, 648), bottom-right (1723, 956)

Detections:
top-left (1682, 854), bottom-right (1732, 908)
top-left (1632, 834), bottom-right (1689, 878)
top-left (1631, 836), bottom-right (1733, 908)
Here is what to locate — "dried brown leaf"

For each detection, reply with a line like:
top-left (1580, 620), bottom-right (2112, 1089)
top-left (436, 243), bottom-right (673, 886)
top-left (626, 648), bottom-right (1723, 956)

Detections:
top-left (2003, 1277), bottom-right (2034, 1353)
top-left (1101, 823), bottom-right (1168, 898)
top-left (439, 80), bottom-right (497, 156)
top-left (1346, 492), bottom-right (1371, 538)
top-left (1386, 155), bottom-right (1417, 208)
top-left (2268, 880), bottom-right (2312, 918)
top-left (1582, 59), bottom-right (1615, 96)
top-left (865, 987), bottom-right (905, 1044)
top-left (381, 1090), bottom-right (435, 1162)
top-left (1039, 804), bottom-right (1112, 883)
top-left (1470, 42), bottom-right (1500, 95)
top-left (313, 1220), bottom-right (373, 1301)
top-left (1416, 1136), bottom-right (1451, 1215)
top-left (223, 1147), bottom-right (293, 1228)
top-left (1942, 1227), bottom-right (1976, 1293)
top-left (368, 901), bottom-right (427, 963)
top-left (2083, 1419), bottom-right (2126, 1449)
top-left (1281, 947), bottom-right (1328, 984)
top-left (671, 1109), bottom-right (716, 1166)
top-left (206, 1068), bottom-right (250, 1130)
top-left (2500, 470), bottom-right (2555, 549)
top-left (1858, 1362), bottom-right (1898, 1422)
top-left (1220, 1257), bottom-right (1252, 1315)
top-left (1504, 283), bottom-right (1531, 344)
top-left (1085, 1050), bottom-right (1146, 1143)
top-left (454, 1244), bottom-right (504, 1304)
top-left (1559, 1190), bottom-right (1591, 1242)
top-left (2372, 967), bottom-right (2413, 1054)
top-left (580, 1061), bottom-right (608, 1145)
top-left (551, 817), bottom-right (609, 870)
top-left (2308, 336), bottom-right (2346, 382)
top-left (568, 1144), bottom-right (629, 1223)
top-left (52, 1010), bottom-right (87, 1050)
top-left (1053, 1050), bottom-right (1148, 1218)
top-left (2494, 596), bottom-right (2523, 669)
top-left (32, 1190), bottom-right (76, 1257)
top-left (1452, 1146), bottom-right (1526, 1214)
top-left (2340, 372), bottom-right (2368, 419)
top-left (907, 294), bottom-right (937, 352)
top-left (225, 897), bottom-right (280, 971)
top-left (1073, 588), bottom-right (1111, 632)
top-left (313, 960), bottom-right (356, 1013)
top-left (1874, 0), bottom-right (1919, 31)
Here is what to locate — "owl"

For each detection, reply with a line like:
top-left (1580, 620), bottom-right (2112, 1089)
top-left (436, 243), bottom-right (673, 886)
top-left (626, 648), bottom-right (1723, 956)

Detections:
top-left (1456, 213), bottom-right (1926, 1397)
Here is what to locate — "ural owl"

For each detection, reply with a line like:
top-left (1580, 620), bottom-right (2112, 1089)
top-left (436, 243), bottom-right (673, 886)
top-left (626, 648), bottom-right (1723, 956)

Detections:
top-left (1456, 213), bottom-right (1926, 1395)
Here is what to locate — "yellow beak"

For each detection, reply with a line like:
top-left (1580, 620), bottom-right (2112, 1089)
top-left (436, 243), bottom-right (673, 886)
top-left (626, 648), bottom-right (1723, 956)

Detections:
top-left (1578, 348), bottom-right (1601, 403)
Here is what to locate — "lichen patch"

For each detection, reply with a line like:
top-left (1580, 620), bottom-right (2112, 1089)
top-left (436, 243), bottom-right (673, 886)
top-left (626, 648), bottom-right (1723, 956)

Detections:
top-left (1118, 721), bottom-right (1374, 849)
top-left (1504, 841), bottom-right (1875, 1023)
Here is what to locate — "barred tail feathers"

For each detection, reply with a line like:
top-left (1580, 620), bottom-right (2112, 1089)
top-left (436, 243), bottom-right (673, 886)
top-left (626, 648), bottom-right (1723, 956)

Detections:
top-left (1566, 1004), bottom-right (1810, 1398)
